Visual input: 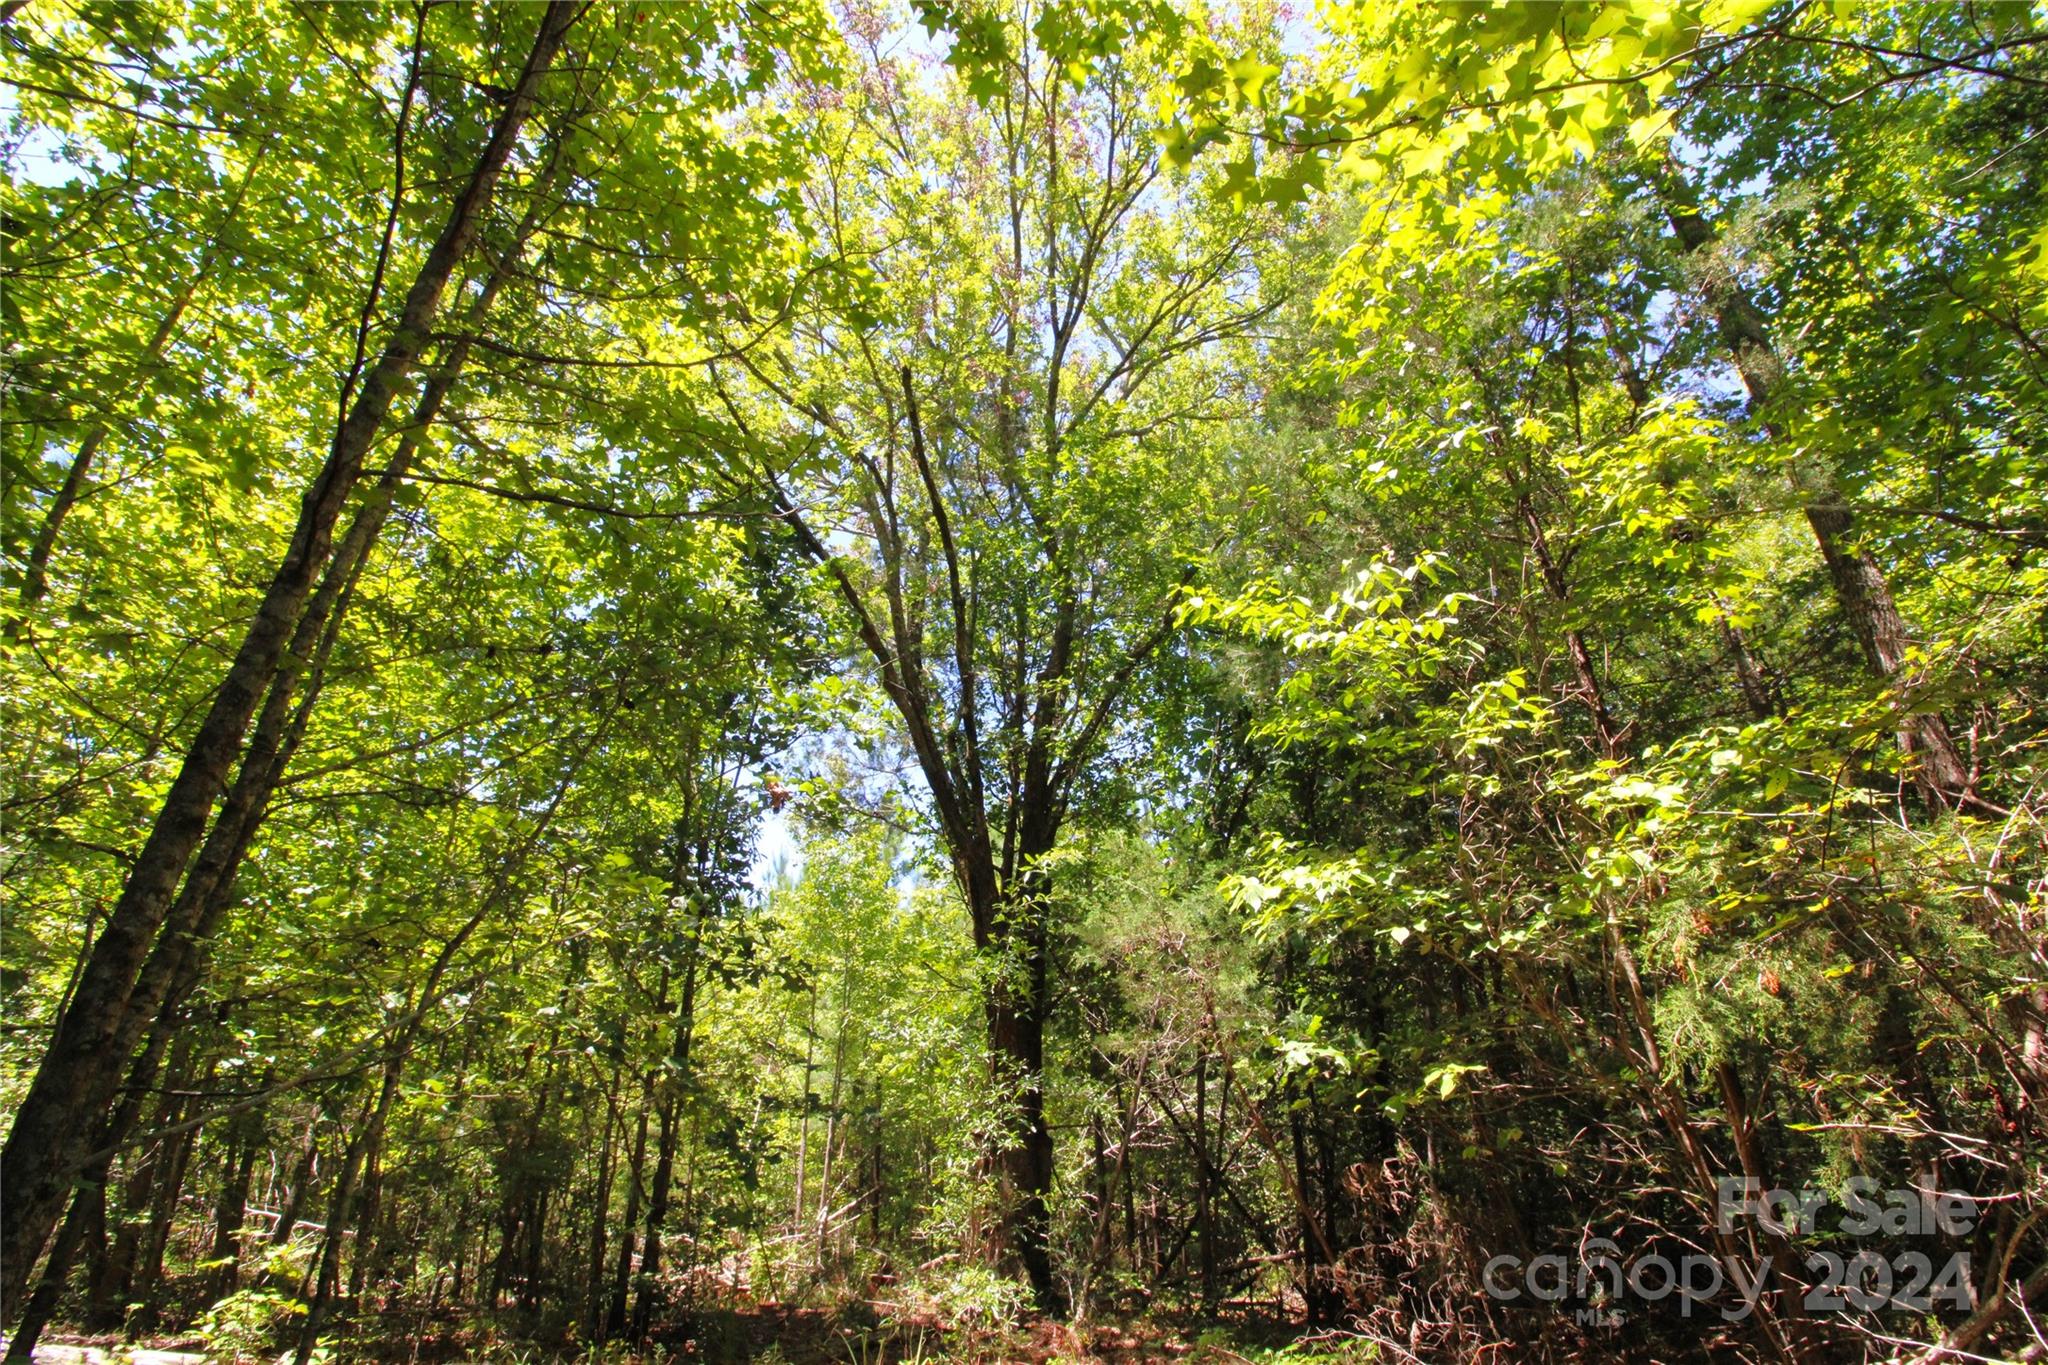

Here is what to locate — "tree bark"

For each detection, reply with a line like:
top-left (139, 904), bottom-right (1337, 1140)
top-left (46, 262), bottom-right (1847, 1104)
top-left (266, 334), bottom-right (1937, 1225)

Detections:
top-left (346, 1146), bottom-right (382, 1303)
top-left (1286, 1090), bottom-right (1341, 1325)
top-left (979, 880), bottom-right (1058, 1306)
top-left (1, 1184), bottom-right (96, 1365)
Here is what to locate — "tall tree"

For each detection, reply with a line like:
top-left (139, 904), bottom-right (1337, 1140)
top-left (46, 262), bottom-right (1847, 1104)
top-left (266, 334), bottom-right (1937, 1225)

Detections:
top-left (0, 1), bottom-right (583, 1309)
top-left (720, 0), bottom-right (1278, 1301)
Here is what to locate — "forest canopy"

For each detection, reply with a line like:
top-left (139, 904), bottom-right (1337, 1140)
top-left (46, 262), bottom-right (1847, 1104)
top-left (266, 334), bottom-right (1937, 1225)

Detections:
top-left (3, 1), bottom-right (2046, 1362)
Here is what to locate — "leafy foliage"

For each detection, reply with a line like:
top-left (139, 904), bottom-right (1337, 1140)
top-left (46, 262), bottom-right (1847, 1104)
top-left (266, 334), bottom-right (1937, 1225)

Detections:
top-left (3, 2), bottom-right (2046, 1363)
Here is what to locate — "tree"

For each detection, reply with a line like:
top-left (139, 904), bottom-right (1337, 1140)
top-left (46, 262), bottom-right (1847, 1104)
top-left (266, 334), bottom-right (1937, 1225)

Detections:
top-left (2, 0), bottom-right (827, 1326)
top-left (4, 1), bottom-right (2047, 1359)
top-left (0, 2), bottom-right (584, 1309)
top-left (716, 0), bottom-right (1280, 1302)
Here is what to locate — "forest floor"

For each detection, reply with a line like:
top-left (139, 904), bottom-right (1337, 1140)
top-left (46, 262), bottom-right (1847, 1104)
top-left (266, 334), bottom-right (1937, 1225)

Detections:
top-left (18, 1303), bottom-right (1346, 1365)
top-left (655, 1302), bottom-right (1322, 1363)
top-left (21, 1346), bottom-right (207, 1365)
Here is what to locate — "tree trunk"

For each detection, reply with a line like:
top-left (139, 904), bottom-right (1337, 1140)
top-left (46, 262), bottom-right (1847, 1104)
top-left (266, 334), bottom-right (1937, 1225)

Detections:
top-left (487, 1203), bottom-right (519, 1310)
top-left (132, 1083), bottom-right (204, 1315)
top-left (515, 1043), bottom-right (564, 1315)
top-left (39, 417), bottom-right (385, 1345)
top-left (1, 1185), bottom-right (98, 1365)
top-left (46, 107), bottom-right (564, 1339)
top-left (86, 1154), bottom-right (148, 1327)
top-left (869, 1082), bottom-right (885, 1244)
top-left (1509, 467), bottom-right (1625, 758)
top-left (84, 1026), bottom-right (199, 1328)
top-left (1195, 1054), bottom-right (1216, 1310)
top-left (817, 950), bottom-right (854, 1272)
top-left (793, 988), bottom-right (816, 1235)
top-left (209, 1104), bottom-right (265, 1298)
top-left (295, 1083), bottom-right (382, 1363)
top-left (982, 892), bottom-right (1057, 1308)
top-left (605, 1096), bottom-right (648, 1339)
top-left (635, 877), bottom-right (712, 1334)
top-left (520, 1187), bottom-right (550, 1312)
top-left (1606, 919), bottom-right (1801, 1361)
top-left (296, 771), bottom-right (583, 1359)
top-left (0, 4), bottom-right (580, 1311)
top-left (583, 1060), bottom-right (620, 1337)
top-left (1286, 1091), bottom-right (1341, 1325)
top-left (346, 1146), bottom-right (382, 1304)
top-left (447, 1199), bottom-right (472, 1305)
top-left (271, 1118), bottom-right (322, 1251)
top-left (632, 1097), bottom-right (682, 1337)
top-left (1659, 175), bottom-right (1973, 805)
